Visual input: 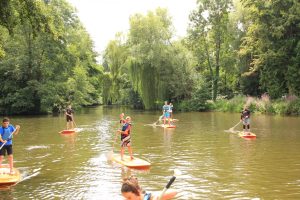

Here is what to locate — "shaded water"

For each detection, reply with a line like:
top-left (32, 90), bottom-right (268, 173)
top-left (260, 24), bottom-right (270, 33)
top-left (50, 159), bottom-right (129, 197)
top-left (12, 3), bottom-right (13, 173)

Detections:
top-left (0, 106), bottom-right (299, 199)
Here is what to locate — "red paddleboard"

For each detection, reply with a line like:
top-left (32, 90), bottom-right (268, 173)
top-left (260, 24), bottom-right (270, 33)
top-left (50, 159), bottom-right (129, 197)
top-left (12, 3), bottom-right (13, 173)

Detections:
top-left (162, 124), bottom-right (176, 128)
top-left (0, 165), bottom-right (21, 186)
top-left (238, 132), bottom-right (256, 139)
top-left (59, 129), bottom-right (76, 134)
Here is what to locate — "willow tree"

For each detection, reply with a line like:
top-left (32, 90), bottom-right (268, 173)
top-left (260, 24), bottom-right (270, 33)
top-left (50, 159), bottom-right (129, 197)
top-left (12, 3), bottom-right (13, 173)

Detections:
top-left (128, 8), bottom-right (173, 109)
top-left (188, 0), bottom-right (233, 101)
top-left (103, 33), bottom-right (128, 104)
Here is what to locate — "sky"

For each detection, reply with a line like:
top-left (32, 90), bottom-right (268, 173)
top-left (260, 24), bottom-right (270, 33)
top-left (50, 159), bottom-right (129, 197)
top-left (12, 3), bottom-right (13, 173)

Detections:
top-left (67, 0), bottom-right (197, 58)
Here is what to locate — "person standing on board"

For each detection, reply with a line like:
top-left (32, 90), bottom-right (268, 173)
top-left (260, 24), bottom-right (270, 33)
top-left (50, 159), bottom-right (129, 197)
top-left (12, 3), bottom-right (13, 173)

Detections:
top-left (162, 101), bottom-right (171, 126)
top-left (241, 106), bottom-right (251, 133)
top-left (0, 118), bottom-right (20, 174)
top-left (118, 116), bottom-right (133, 161)
top-left (65, 105), bottom-right (74, 130)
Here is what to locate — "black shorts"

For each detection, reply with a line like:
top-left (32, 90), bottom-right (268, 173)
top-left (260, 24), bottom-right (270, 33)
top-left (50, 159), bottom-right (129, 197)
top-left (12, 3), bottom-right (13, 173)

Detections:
top-left (66, 116), bottom-right (73, 122)
top-left (0, 145), bottom-right (13, 156)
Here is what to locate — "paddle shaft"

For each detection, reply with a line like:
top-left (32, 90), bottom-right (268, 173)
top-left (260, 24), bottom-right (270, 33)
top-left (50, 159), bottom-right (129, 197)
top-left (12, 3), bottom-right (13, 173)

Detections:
top-left (112, 132), bottom-right (118, 152)
top-left (230, 120), bottom-right (242, 130)
top-left (158, 176), bottom-right (176, 200)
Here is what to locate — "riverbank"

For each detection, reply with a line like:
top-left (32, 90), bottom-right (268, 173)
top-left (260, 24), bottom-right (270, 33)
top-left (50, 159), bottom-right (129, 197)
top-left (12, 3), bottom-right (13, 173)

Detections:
top-left (178, 95), bottom-right (300, 116)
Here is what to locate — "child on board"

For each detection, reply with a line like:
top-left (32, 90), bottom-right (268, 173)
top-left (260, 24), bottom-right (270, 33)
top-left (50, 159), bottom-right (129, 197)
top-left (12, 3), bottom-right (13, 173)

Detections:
top-left (117, 116), bottom-right (133, 161)
top-left (241, 106), bottom-right (251, 134)
top-left (162, 101), bottom-right (171, 126)
top-left (0, 117), bottom-right (20, 174)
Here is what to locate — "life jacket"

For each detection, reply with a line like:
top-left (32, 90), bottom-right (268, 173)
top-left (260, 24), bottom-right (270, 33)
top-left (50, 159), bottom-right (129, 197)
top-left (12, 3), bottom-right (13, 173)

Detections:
top-left (121, 123), bottom-right (131, 140)
top-left (143, 193), bottom-right (151, 200)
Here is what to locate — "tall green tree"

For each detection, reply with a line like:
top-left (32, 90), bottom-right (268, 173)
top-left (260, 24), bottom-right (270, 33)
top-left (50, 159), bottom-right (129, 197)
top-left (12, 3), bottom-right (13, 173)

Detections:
top-left (0, 0), bottom-right (102, 114)
top-left (240, 0), bottom-right (300, 98)
top-left (188, 0), bottom-right (233, 101)
top-left (103, 33), bottom-right (128, 104)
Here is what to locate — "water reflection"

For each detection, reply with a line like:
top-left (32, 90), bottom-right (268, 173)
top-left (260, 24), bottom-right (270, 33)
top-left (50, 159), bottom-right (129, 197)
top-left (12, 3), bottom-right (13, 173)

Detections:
top-left (0, 108), bottom-right (299, 199)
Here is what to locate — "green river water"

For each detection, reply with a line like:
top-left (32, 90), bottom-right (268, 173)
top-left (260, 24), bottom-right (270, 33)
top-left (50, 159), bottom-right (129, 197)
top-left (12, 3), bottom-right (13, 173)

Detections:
top-left (0, 106), bottom-right (299, 199)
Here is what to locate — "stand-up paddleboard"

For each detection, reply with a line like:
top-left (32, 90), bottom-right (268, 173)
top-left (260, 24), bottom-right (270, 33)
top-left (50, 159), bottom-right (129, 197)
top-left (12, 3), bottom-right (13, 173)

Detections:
top-left (238, 132), bottom-right (256, 139)
top-left (161, 118), bottom-right (179, 122)
top-left (111, 154), bottom-right (151, 169)
top-left (0, 165), bottom-right (21, 186)
top-left (161, 124), bottom-right (176, 129)
top-left (59, 129), bottom-right (76, 134)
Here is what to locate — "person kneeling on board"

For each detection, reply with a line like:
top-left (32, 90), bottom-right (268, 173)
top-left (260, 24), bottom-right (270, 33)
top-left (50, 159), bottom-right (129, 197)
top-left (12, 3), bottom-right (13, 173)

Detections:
top-left (121, 176), bottom-right (177, 200)
top-left (118, 116), bottom-right (133, 161)
top-left (241, 106), bottom-right (251, 134)
top-left (0, 117), bottom-right (20, 174)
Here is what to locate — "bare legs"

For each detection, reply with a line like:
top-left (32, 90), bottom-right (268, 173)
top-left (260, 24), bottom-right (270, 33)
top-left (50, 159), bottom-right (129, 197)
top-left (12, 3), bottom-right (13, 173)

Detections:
top-left (0, 155), bottom-right (14, 174)
top-left (120, 145), bottom-right (133, 161)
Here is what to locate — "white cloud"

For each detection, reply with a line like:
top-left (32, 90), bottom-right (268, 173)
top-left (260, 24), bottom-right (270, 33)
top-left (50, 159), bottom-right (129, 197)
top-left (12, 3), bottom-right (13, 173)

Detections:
top-left (67, 0), bottom-right (197, 58)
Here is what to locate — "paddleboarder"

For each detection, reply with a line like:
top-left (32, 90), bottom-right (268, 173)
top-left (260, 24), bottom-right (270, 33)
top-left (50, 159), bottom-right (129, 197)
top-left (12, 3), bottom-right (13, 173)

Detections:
top-left (162, 101), bottom-right (171, 126)
top-left (118, 116), bottom-right (133, 161)
top-left (241, 106), bottom-right (251, 133)
top-left (0, 118), bottom-right (20, 174)
top-left (65, 105), bottom-right (74, 130)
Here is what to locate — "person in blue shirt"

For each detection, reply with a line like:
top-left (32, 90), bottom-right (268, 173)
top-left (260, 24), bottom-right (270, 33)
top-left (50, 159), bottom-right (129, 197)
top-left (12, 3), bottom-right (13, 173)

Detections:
top-left (0, 117), bottom-right (20, 174)
top-left (162, 101), bottom-right (171, 126)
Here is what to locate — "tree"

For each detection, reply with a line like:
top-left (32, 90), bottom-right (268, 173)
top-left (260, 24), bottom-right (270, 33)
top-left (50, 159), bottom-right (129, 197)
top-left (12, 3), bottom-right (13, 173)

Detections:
top-left (240, 0), bottom-right (300, 98)
top-left (188, 0), bottom-right (233, 101)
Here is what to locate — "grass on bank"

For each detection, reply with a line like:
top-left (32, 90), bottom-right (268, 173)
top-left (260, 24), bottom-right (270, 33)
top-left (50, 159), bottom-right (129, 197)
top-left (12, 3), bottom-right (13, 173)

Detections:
top-left (178, 94), bottom-right (300, 116)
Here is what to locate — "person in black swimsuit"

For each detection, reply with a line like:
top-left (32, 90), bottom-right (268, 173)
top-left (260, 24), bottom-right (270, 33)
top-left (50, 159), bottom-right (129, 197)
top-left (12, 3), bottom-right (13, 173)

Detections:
top-left (65, 105), bottom-right (74, 130)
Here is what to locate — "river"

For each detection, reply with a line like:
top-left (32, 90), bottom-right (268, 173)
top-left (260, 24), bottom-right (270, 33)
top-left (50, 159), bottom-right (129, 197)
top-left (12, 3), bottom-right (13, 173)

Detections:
top-left (0, 106), bottom-right (299, 199)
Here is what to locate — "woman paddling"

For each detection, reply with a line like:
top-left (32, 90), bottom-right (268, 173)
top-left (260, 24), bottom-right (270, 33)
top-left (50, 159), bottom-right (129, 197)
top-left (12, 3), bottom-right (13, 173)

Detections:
top-left (121, 176), bottom-right (177, 200)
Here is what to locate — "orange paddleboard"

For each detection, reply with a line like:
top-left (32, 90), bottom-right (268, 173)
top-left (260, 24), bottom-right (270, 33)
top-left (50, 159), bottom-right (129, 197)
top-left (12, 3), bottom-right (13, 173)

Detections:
top-left (238, 132), bottom-right (256, 139)
top-left (161, 124), bottom-right (176, 128)
top-left (0, 165), bottom-right (21, 186)
top-left (59, 129), bottom-right (76, 134)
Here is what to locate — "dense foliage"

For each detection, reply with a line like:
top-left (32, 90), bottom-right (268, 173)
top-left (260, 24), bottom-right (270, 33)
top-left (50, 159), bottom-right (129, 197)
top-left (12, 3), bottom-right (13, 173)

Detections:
top-left (0, 0), bottom-right (299, 115)
top-left (102, 0), bottom-right (299, 114)
top-left (0, 0), bottom-right (102, 114)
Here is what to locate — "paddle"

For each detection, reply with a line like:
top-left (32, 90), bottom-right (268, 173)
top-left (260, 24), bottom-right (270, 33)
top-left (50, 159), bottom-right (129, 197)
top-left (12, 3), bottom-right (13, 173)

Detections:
top-left (72, 117), bottom-right (77, 129)
top-left (158, 169), bottom-right (181, 200)
top-left (226, 120), bottom-right (242, 133)
top-left (152, 114), bottom-right (164, 126)
top-left (107, 131), bottom-right (119, 160)
top-left (0, 129), bottom-right (17, 151)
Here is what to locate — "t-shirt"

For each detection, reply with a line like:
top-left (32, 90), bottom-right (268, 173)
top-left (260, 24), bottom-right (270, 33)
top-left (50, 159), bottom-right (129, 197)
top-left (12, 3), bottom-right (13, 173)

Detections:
top-left (163, 105), bottom-right (170, 112)
top-left (0, 125), bottom-right (15, 146)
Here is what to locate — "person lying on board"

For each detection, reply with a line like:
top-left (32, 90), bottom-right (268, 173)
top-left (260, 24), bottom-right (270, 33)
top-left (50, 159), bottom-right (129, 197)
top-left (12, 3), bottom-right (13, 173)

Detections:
top-left (0, 117), bottom-right (20, 174)
top-left (121, 176), bottom-right (177, 200)
top-left (117, 116), bottom-right (133, 161)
